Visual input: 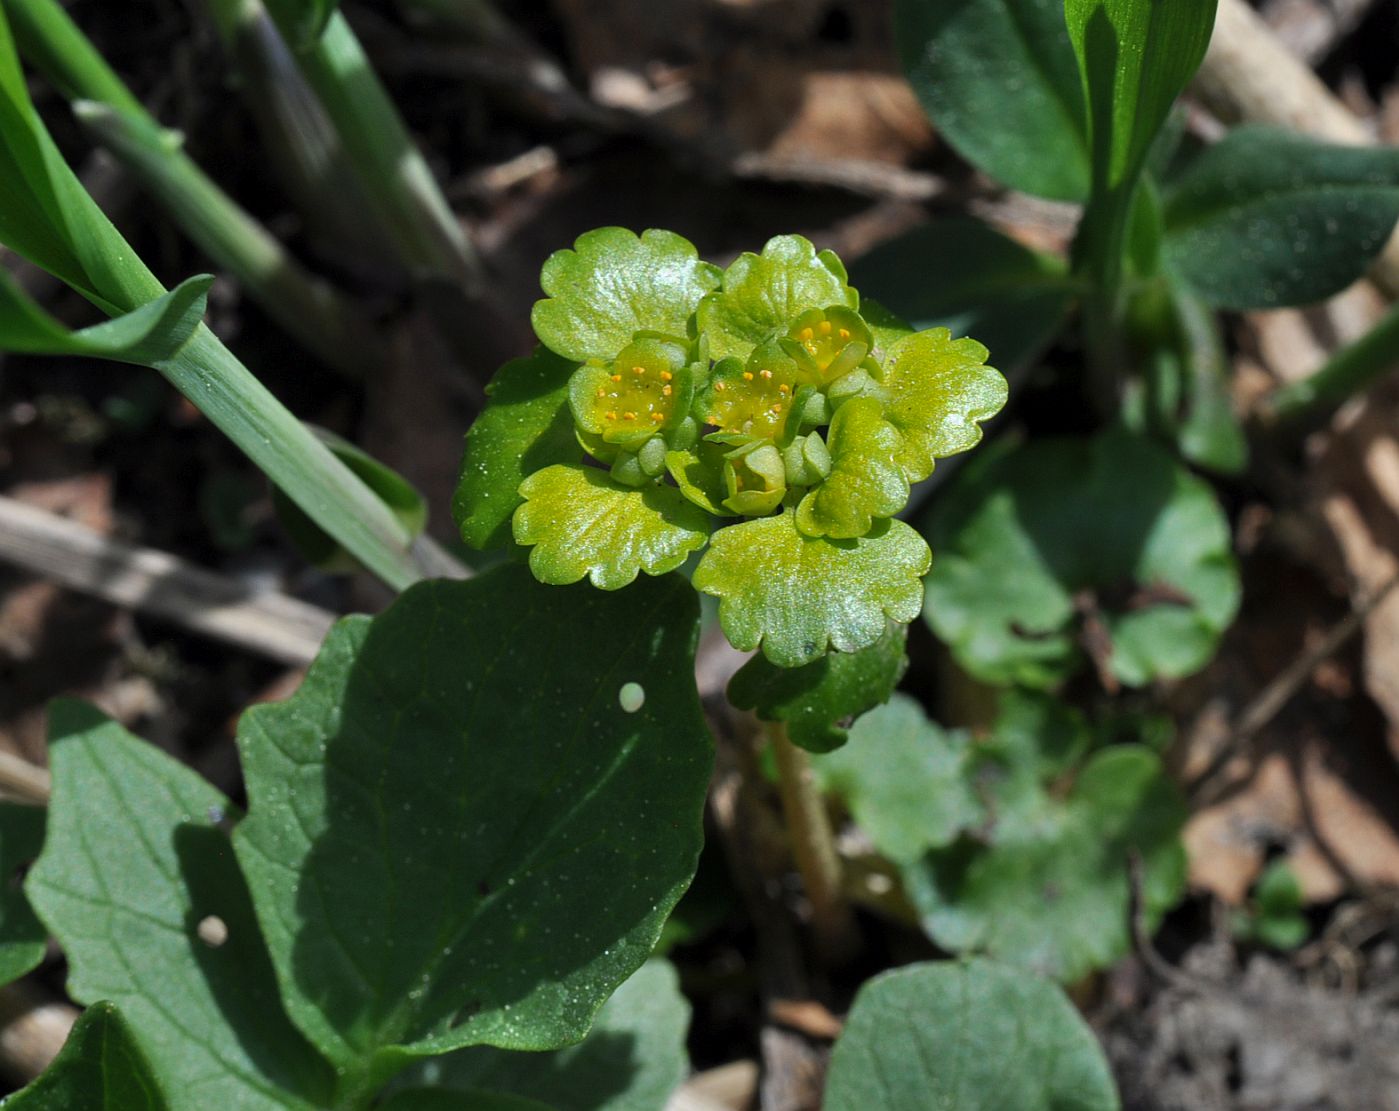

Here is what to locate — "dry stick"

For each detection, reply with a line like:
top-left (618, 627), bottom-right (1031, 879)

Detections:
top-left (768, 722), bottom-right (859, 960)
top-left (1261, 0), bottom-right (1378, 64)
top-left (1188, 571), bottom-right (1399, 806)
top-left (1195, 0), bottom-right (1399, 299)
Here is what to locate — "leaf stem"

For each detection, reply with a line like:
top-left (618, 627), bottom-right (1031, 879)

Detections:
top-left (1264, 300), bottom-right (1399, 432)
top-left (767, 720), bottom-right (857, 958)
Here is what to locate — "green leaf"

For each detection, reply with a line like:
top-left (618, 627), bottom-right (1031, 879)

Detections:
top-left (453, 347), bottom-right (581, 550)
top-left (907, 746), bottom-right (1187, 982)
top-left (1, 1002), bottom-right (167, 1110)
top-left (273, 427), bottom-right (427, 573)
top-left (514, 464), bottom-right (710, 589)
top-left (378, 1091), bottom-right (549, 1111)
top-left (531, 228), bottom-right (720, 362)
top-left (263, 0), bottom-right (339, 48)
top-left (697, 236), bottom-right (856, 361)
top-left (922, 431), bottom-right (1240, 688)
top-left (26, 701), bottom-right (336, 1110)
top-left (850, 219), bottom-right (1076, 373)
top-left (1163, 126), bottom-right (1399, 309)
top-left (893, 0), bottom-right (1090, 202)
top-left (824, 960), bottom-right (1120, 1110)
top-left (1254, 859), bottom-right (1304, 918)
top-left (880, 328), bottom-right (1007, 484)
top-left (1065, 0), bottom-right (1217, 198)
top-left (404, 959), bottom-right (690, 1111)
top-left (233, 567), bottom-right (711, 1077)
top-left (0, 270), bottom-right (211, 365)
top-left (795, 397), bottom-right (908, 539)
top-left (729, 625), bottom-right (908, 754)
top-left (812, 694), bottom-right (983, 857)
top-left (0, 803), bottom-right (46, 988)
top-left (694, 512), bottom-right (930, 667)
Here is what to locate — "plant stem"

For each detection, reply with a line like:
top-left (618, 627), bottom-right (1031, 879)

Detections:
top-left (767, 721), bottom-right (857, 958)
top-left (1265, 300), bottom-right (1399, 432)
top-left (3, 0), bottom-right (381, 379)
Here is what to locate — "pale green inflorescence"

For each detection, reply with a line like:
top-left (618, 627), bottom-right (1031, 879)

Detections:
top-left (456, 228), bottom-right (1009, 667)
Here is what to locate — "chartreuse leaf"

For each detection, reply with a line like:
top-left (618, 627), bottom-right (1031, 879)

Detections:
top-left (1065, 0), bottom-right (1217, 200)
top-left (893, 0), bottom-right (1090, 202)
top-left (824, 961), bottom-right (1119, 1110)
top-left (454, 348), bottom-right (580, 550)
top-left (922, 431), bottom-right (1239, 689)
top-left (1, 1002), bottom-right (167, 1110)
top-left (880, 328), bottom-right (1007, 484)
top-left (397, 959), bottom-right (690, 1111)
top-left (795, 398), bottom-right (907, 539)
top-left (850, 218), bottom-right (1076, 373)
top-left (811, 694), bottom-right (983, 856)
top-left (0, 803), bottom-right (46, 987)
top-left (25, 701), bottom-right (336, 1110)
top-left (697, 236), bottom-right (856, 360)
top-left (694, 513), bottom-right (930, 667)
top-left (531, 228), bottom-right (720, 362)
top-left (273, 427), bottom-right (427, 573)
top-left (907, 746), bottom-right (1187, 982)
top-left (233, 568), bottom-right (711, 1086)
top-left (1163, 126), bottom-right (1399, 309)
top-left (729, 624), bottom-right (908, 754)
top-left (514, 464), bottom-right (710, 589)
top-left (0, 270), bottom-right (212, 364)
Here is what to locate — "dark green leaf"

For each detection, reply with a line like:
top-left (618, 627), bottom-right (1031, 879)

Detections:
top-left (824, 960), bottom-right (1119, 1110)
top-left (26, 701), bottom-right (337, 1110)
top-left (922, 431), bottom-right (1240, 688)
top-left (273, 426), bottom-right (427, 572)
top-left (1163, 126), bottom-right (1399, 309)
top-left (906, 746), bottom-right (1187, 982)
top-left (1065, 0), bottom-right (1217, 198)
top-left (729, 625), bottom-right (908, 754)
top-left (850, 219), bottom-right (1076, 373)
top-left (406, 959), bottom-right (690, 1111)
top-left (0, 802), bottom-right (46, 988)
top-left (0, 270), bottom-right (211, 365)
top-left (379, 1091), bottom-right (550, 1111)
top-left (233, 566), bottom-right (711, 1075)
top-left (1, 1002), bottom-right (167, 1110)
top-left (893, 0), bottom-right (1089, 201)
top-left (453, 347), bottom-right (581, 550)
top-left (812, 694), bottom-right (983, 858)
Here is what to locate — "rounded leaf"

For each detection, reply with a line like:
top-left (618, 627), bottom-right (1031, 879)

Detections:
top-left (514, 464), bottom-right (710, 590)
top-left (531, 228), bottom-right (721, 362)
top-left (794, 397), bottom-right (908, 539)
top-left (693, 512), bottom-right (930, 667)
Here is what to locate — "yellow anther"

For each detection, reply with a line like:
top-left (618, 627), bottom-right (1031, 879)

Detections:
top-left (714, 382), bottom-right (726, 392)
top-left (819, 321), bottom-right (832, 336)
top-left (662, 385), bottom-right (673, 396)
top-left (623, 411), bottom-right (637, 421)
top-left (660, 370), bottom-right (673, 382)
top-left (805, 343), bottom-right (818, 354)
top-left (779, 384), bottom-right (790, 395)
top-left (800, 327), bottom-right (814, 341)
top-left (838, 328), bottom-right (851, 340)
top-left (771, 403), bottom-right (782, 414)
top-left (596, 389), bottom-right (606, 398)
top-left (743, 371), bottom-right (754, 381)
top-left (759, 369), bottom-right (773, 380)
top-left (610, 374), bottom-right (622, 382)
top-left (708, 414), bottom-right (720, 424)
top-left (633, 366), bottom-right (645, 375)
top-left (606, 411), bottom-right (618, 421)
top-left (651, 411), bottom-right (665, 421)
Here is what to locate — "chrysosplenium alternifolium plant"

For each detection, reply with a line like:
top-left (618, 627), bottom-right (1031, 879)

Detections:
top-left (455, 229), bottom-right (1008, 667)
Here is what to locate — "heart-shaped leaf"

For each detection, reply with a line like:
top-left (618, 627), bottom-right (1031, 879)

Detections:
top-left (3, 1002), bottom-right (167, 1110)
top-left (531, 228), bottom-right (720, 362)
top-left (729, 624), bottom-right (908, 754)
top-left (893, 0), bottom-right (1090, 202)
top-left (795, 398), bottom-right (908, 539)
top-left (234, 567), bottom-right (711, 1074)
top-left (824, 961), bottom-right (1119, 1110)
top-left (693, 512), bottom-right (930, 667)
top-left (453, 347), bottom-right (581, 550)
top-left (514, 464), bottom-right (710, 590)
top-left (880, 328), bottom-right (1007, 484)
top-left (922, 431), bottom-right (1240, 689)
top-left (697, 236), bottom-right (856, 361)
top-left (26, 701), bottom-right (337, 1110)
top-left (1163, 126), bottom-right (1399, 309)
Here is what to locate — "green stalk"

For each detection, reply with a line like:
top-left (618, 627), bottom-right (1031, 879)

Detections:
top-left (1266, 302), bottom-right (1399, 431)
top-left (251, 0), bottom-right (480, 287)
top-left (3, 0), bottom-right (382, 379)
